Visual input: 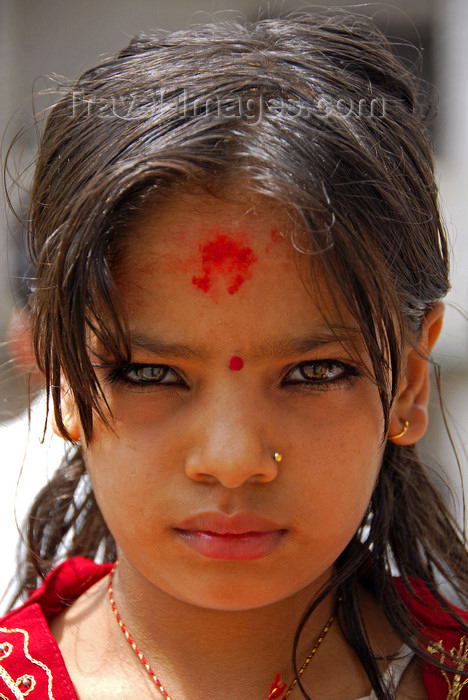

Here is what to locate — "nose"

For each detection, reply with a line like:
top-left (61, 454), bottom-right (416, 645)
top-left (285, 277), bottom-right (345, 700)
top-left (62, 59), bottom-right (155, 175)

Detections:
top-left (184, 398), bottom-right (280, 488)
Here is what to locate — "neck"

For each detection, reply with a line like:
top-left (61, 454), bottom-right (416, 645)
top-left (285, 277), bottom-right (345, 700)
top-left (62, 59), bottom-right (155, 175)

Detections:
top-left (109, 555), bottom-right (336, 699)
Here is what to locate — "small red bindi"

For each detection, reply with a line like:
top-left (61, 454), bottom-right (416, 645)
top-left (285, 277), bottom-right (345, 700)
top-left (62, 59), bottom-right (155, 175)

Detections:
top-left (229, 356), bottom-right (244, 371)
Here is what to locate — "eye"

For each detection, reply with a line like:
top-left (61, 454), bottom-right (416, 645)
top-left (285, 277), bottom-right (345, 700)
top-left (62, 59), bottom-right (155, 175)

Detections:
top-left (125, 365), bottom-right (176, 383)
top-left (105, 363), bottom-right (186, 388)
top-left (284, 360), bottom-right (358, 389)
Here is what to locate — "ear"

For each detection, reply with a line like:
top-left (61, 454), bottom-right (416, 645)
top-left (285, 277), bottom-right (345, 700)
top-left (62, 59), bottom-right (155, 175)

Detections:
top-left (388, 302), bottom-right (444, 445)
top-left (51, 382), bottom-right (81, 443)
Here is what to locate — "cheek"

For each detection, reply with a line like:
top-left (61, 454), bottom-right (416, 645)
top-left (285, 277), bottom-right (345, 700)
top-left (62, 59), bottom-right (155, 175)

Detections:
top-left (284, 441), bottom-right (382, 580)
top-left (82, 418), bottom-right (172, 530)
top-left (286, 393), bottom-right (384, 530)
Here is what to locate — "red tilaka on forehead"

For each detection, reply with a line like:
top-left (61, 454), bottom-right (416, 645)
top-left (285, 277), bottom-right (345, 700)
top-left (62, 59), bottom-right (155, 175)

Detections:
top-left (192, 232), bottom-right (258, 296)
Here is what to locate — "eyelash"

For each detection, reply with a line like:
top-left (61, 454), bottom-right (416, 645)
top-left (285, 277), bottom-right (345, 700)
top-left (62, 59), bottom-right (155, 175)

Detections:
top-left (282, 360), bottom-right (360, 391)
top-left (104, 364), bottom-right (187, 390)
top-left (103, 360), bottom-right (360, 392)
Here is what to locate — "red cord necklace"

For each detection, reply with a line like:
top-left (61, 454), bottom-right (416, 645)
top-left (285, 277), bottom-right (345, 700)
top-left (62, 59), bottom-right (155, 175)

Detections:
top-left (108, 564), bottom-right (337, 699)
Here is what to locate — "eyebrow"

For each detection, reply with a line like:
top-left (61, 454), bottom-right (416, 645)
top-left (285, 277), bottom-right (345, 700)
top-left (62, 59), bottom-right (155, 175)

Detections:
top-left (252, 328), bottom-right (365, 360)
top-left (129, 332), bottom-right (209, 361)
top-left (128, 327), bottom-right (364, 362)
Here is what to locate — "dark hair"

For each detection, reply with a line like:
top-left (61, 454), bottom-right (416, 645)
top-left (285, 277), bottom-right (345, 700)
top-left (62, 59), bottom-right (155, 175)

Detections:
top-left (9, 9), bottom-right (467, 698)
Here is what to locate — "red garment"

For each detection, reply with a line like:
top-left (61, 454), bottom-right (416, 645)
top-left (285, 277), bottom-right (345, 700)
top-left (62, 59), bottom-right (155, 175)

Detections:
top-left (0, 557), bottom-right (467, 699)
top-left (0, 558), bottom-right (111, 700)
top-left (395, 579), bottom-right (468, 699)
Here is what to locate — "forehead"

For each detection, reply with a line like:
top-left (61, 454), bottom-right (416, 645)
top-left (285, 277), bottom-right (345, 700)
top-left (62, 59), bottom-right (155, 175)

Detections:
top-left (115, 189), bottom-right (305, 292)
top-left (121, 189), bottom-right (295, 254)
top-left (110, 188), bottom-right (360, 349)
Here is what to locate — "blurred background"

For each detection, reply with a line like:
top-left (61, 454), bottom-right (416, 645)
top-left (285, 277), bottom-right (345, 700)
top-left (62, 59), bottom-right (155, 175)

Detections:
top-left (0, 0), bottom-right (467, 603)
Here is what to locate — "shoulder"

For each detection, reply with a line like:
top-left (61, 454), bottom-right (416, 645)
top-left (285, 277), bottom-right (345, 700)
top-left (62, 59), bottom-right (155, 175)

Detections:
top-left (394, 578), bottom-right (468, 700)
top-left (0, 557), bottom-right (112, 700)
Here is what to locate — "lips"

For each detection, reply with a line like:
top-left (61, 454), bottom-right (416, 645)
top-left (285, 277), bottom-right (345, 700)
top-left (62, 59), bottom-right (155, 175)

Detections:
top-left (173, 512), bottom-right (287, 561)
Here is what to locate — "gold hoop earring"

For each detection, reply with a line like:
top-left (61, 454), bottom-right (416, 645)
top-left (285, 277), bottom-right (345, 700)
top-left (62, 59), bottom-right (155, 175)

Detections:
top-left (63, 412), bottom-right (73, 426)
top-left (388, 420), bottom-right (409, 440)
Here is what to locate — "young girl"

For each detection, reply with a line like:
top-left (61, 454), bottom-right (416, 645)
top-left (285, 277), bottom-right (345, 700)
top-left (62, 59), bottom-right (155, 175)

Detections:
top-left (1, 10), bottom-right (467, 700)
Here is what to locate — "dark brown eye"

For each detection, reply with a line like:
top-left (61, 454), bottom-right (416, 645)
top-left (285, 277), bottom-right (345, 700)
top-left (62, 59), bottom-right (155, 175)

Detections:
top-left (284, 360), bottom-right (359, 389)
top-left (299, 362), bottom-right (342, 380)
top-left (125, 365), bottom-right (168, 382)
top-left (106, 363), bottom-right (187, 388)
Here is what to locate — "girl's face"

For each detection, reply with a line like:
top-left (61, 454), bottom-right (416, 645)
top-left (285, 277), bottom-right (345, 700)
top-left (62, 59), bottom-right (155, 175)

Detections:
top-left (81, 190), bottom-right (386, 611)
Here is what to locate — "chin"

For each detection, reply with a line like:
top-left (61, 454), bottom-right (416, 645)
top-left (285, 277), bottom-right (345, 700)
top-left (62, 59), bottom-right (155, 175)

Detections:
top-left (166, 575), bottom-right (313, 613)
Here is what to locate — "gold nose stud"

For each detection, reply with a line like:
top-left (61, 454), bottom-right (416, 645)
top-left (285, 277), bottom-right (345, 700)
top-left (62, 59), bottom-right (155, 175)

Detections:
top-left (273, 452), bottom-right (283, 463)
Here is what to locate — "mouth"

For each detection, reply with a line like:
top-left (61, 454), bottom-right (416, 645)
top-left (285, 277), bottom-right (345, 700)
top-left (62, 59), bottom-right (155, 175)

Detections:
top-left (173, 512), bottom-right (288, 561)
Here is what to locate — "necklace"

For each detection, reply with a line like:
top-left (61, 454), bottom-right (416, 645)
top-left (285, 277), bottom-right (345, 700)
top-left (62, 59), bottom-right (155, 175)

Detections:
top-left (108, 565), bottom-right (173, 699)
top-left (267, 607), bottom-right (337, 699)
top-left (108, 564), bottom-right (337, 699)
